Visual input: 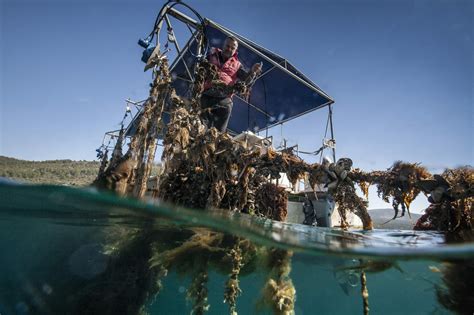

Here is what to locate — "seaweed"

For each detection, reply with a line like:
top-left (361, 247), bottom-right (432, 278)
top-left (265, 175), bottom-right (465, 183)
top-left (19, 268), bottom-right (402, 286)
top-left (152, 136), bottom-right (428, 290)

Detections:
top-left (261, 248), bottom-right (296, 315)
top-left (436, 260), bottom-right (474, 315)
top-left (68, 228), bottom-right (160, 315)
top-left (187, 265), bottom-right (210, 315)
top-left (415, 167), bottom-right (473, 239)
top-left (93, 59), bottom-right (170, 197)
top-left (360, 270), bottom-right (369, 315)
top-left (223, 237), bottom-right (244, 315)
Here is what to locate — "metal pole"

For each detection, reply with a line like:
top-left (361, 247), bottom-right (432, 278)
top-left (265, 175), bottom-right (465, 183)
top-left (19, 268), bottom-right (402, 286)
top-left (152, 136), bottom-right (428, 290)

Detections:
top-left (164, 15), bottom-right (182, 53)
top-left (167, 6), bottom-right (199, 28)
top-left (328, 104), bottom-right (336, 162)
top-left (164, 14), bottom-right (194, 81)
top-left (125, 99), bottom-right (147, 106)
top-left (168, 28), bottom-right (200, 74)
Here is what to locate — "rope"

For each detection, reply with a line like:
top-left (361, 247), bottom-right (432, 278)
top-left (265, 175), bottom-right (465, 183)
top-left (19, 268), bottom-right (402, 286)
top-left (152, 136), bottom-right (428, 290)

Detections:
top-left (298, 146), bottom-right (326, 156)
top-left (319, 109), bottom-right (331, 163)
top-left (360, 269), bottom-right (370, 315)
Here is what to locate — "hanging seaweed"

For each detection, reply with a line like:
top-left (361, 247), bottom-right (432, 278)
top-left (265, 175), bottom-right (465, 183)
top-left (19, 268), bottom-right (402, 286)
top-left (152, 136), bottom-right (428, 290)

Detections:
top-left (350, 168), bottom-right (371, 199)
top-left (326, 158), bottom-right (373, 230)
top-left (436, 260), bottom-right (474, 315)
top-left (67, 228), bottom-right (160, 315)
top-left (415, 167), bottom-right (473, 239)
top-left (372, 161), bottom-right (431, 220)
top-left (261, 248), bottom-right (296, 315)
top-left (133, 59), bottom-right (171, 198)
top-left (187, 265), bottom-right (210, 315)
top-left (255, 183), bottom-right (288, 222)
top-left (109, 127), bottom-right (125, 168)
top-left (93, 147), bottom-right (137, 195)
top-left (223, 237), bottom-right (244, 315)
top-left (360, 270), bottom-right (369, 315)
top-left (334, 180), bottom-right (372, 230)
top-left (275, 148), bottom-right (309, 187)
top-left (93, 57), bottom-right (171, 196)
top-left (146, 229), bottom-right (259, 315)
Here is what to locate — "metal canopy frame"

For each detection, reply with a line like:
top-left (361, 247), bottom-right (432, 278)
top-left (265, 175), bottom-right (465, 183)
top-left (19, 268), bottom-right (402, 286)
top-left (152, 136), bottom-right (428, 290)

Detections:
top-left (100, 98), bottom-right (147, 152)
top-left (131, 3), bottom-right (336, 161)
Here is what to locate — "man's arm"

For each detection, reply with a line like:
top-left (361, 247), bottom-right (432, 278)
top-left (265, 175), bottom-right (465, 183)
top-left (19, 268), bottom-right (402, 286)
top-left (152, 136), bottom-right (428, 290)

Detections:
top-left (236, 62), bottom-right (262, 81)
top-left (236, 64), bottom-right (250, 81)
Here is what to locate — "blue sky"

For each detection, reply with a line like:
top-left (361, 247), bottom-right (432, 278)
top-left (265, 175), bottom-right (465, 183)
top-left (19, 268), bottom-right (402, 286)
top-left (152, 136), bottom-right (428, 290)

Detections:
top-left (1, 0), bottom-right (472, 211)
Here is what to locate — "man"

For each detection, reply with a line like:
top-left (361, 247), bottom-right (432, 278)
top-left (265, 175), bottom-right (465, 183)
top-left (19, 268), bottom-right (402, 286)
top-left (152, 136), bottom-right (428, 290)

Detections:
top-left (200, 36), bottom-right (262, 132)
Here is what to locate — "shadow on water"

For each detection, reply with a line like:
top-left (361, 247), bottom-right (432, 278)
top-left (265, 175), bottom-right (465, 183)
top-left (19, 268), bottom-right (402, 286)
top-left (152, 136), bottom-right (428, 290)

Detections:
top-left (0, 182), bottom-right (473, 315)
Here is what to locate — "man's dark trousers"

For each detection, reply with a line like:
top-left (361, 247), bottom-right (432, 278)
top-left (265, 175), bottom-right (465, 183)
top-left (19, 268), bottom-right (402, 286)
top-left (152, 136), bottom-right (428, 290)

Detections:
top-left (200, 94), bottom-right (233, 132)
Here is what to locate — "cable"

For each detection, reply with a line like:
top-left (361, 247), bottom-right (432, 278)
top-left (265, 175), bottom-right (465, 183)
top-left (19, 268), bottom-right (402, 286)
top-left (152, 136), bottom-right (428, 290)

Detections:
top-left (148, 0), bottom-right (208, 57)
top-left (148, 1), bottom-right (173, 39)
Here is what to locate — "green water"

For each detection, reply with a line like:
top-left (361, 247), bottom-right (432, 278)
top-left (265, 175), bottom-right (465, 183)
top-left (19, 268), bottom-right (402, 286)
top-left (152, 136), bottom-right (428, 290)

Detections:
top-left (0, 182), bottom-right (472, 315)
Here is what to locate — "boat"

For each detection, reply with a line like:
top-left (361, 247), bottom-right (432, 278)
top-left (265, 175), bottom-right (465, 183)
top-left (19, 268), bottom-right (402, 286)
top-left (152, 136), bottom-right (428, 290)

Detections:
top-left (97, 1), bottom-right (345, 227)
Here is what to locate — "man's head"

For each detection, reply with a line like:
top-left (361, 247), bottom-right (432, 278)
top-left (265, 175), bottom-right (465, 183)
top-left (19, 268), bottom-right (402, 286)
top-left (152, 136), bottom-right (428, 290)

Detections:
top-left (222, 36), bottom-right (238, 59)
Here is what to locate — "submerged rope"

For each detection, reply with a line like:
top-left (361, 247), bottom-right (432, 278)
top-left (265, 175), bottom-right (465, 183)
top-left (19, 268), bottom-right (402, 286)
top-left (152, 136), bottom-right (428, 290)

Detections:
top-left (360, 270), bottom-right (369, 315)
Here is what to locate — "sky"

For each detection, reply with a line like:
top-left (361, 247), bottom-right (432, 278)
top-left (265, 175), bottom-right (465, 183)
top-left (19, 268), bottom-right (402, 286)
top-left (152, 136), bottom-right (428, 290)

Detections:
top-left (1, 0), bottom-right (473, 211)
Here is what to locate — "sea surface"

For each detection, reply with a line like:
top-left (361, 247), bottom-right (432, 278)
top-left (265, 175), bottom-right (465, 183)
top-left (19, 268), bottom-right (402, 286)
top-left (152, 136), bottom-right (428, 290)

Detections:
top-left (0, 181), bottom-right (473, 315)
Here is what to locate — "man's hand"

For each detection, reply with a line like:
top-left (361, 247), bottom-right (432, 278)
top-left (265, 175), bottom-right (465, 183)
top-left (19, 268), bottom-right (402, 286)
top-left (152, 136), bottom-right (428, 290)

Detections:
top-left (251, 62), bottom-right (262, 75)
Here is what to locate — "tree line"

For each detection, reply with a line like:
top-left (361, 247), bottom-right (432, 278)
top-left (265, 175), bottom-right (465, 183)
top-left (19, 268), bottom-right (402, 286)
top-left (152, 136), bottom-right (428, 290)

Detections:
top-left (0, 156), bottom-right (162, 187)
top-left (0, 156), bottom-right (101, 186)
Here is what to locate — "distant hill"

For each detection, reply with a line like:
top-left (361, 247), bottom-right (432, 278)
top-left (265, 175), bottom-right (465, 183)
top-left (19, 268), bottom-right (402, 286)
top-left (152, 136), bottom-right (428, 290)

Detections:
top-left (0, 156), bottom-right (101, 186)
top-left (368, 208), bottom-right (421, 230)
top-left (0, 156), bottom-right (163, 187)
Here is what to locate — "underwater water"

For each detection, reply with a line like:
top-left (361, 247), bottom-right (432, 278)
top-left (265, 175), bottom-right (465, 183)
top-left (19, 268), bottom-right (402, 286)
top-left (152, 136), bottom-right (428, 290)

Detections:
top-left (0, 182), bottom-right (473, 315)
